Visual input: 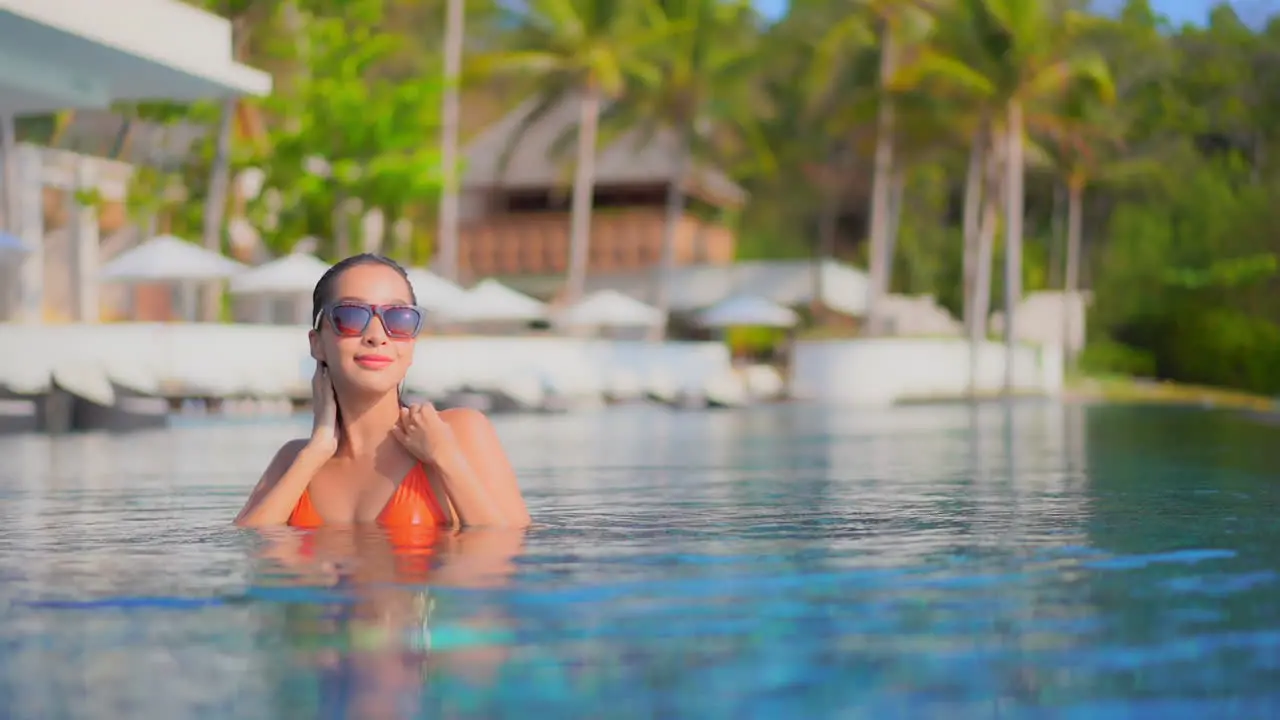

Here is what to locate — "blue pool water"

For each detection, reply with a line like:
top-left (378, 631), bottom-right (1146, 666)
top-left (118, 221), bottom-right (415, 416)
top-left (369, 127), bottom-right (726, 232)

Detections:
top-left (0, 401), bottom-right (1278, 718)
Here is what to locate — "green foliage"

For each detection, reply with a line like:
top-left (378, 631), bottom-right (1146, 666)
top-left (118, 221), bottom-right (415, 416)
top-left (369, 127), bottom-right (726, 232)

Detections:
top-left (1163, 309), bottom-right (1280, 395)
top-left (106, 0), bottom-right (445, 261)
top-left (1090, 153), bottom-right (1280, 394)
top-left (724, 325), bottom-right (786, 355)
top-left (1077, 340), bottom-right (1156, 377)
top-left (248, 1), bottom-right (444, 257)
top-left (1162, 254), bottom-right (1278, 291)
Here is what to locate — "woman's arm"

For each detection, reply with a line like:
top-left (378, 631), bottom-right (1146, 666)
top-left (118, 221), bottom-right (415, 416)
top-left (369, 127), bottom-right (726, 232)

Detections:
top-left (234, 439), bottom-right (332, 527)
top-left (439, 408), bottom-right (532, 528)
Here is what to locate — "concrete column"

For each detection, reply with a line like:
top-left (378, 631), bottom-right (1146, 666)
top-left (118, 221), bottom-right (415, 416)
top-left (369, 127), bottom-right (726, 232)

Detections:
top-left (0, 116), bottom-right (19, 321)
top-left (1, 114), bottom-right (16, 233)
top-left (16, 144), bottom-right (44, 324)
top-left (71, 160), bottom-right (100, 322)
top-left (179, 282), bottom-right (198, 322)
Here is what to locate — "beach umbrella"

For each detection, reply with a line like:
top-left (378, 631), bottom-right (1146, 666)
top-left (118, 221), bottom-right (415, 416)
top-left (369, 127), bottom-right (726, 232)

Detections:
top-left (441, 279), bottom-right (546, 322)
top-left (697, 294), bottom-right (799, 329)
top-left (100, 234), bottom-right (246, 282)
top-left (228, 252), bottom-right (331, 295)
top-left (556, 289), bottom-right (664, 328)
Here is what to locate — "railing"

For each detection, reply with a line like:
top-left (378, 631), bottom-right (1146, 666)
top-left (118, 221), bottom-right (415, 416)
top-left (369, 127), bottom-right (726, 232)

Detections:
top-left (459, 209), bottom-right (735, 277)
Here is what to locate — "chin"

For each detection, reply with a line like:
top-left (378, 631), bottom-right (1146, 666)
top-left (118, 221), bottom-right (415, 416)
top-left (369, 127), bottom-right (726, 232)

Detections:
top-left (340, 368), bottom-right (407, 396)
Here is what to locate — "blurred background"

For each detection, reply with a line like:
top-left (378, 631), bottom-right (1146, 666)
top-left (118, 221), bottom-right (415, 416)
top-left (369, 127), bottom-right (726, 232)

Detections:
top-left (3, 0), bottom-right (1280, 409)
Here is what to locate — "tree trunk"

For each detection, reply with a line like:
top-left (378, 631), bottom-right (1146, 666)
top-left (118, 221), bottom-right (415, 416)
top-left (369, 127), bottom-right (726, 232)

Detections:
top-left (282, 0), bottom-right (310, 134)
top-left (199, 97), bottom-right (236, 322)
top-left (883, 163), bottom-right (907, 306)
top-left (435, 0), bottom-right (464, 281)
top-left (1049, 181), bottom-right (1064, 289)
top-left (334, 196), bottom-right (351, 257)
top-left (863, 25), bottom-right (896, 336)
top-left (811, 188), bottom-right (840, 324)
top-left (1002, 100), bottom-right (1024, 394)
top-left (565, 87), bottom-right (601, 304)
top-left (1064, 178), bottom-right (1084, 366)
top-left (961, 129), bottom-right (984, 334)
top-left (651, 126), bottom-right (690, 339)
top-left (969, 125), bottom-right (1002, 395)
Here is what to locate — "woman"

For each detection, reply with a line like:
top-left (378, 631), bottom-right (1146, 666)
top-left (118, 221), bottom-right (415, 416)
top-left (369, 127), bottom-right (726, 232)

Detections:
top-left (235, 254), bottom-right (531, 528)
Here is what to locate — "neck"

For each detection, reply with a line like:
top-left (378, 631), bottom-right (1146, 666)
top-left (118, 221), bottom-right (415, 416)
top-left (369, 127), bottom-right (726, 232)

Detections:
top-left (333, 387), bottom-right (401, 458)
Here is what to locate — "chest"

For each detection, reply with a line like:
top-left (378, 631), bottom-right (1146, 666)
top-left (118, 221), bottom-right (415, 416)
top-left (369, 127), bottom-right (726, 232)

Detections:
top-left (308, 458), bottom-right (414, 524)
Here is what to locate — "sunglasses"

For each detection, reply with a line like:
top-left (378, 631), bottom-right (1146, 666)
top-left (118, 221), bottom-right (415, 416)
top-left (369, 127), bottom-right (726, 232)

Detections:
top-left (315, 302), bottom-right (425, 339)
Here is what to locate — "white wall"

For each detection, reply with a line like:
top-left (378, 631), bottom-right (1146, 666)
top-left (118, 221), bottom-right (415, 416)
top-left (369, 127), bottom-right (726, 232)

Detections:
top-left (791, 338), bottom-right (1063, 406)
top-left (0, 323), bottom-right (734, 404)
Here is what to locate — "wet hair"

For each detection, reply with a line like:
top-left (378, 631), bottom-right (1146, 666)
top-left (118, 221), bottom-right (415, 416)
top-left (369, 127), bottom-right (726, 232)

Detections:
top-left (310, 253), bottom-right (417, 328)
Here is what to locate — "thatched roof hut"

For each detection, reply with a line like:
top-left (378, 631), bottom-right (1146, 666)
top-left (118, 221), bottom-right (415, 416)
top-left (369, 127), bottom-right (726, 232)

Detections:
top-left (462, 94), bottom-right (747, 209)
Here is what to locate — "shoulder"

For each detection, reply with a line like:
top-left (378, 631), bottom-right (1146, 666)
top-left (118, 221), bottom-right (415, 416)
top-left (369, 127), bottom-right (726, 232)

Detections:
top-left (438, 407), bottom-right (495, 436)
top-left (275, 438), bottom-right (311, 462)
top-left (264, 438), bottom-right (310, 477)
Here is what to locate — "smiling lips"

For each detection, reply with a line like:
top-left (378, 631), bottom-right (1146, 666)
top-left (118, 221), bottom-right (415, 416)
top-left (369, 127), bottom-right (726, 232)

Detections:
top-left (354, 354), bottom-right (394, 369)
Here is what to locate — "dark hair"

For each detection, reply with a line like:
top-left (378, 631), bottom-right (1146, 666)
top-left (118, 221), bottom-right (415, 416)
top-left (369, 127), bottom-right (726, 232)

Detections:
top-left (310, 253), bottom-right (417, 327)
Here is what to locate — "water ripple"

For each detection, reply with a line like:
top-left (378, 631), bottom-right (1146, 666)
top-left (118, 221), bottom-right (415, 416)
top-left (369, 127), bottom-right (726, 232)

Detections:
top-left (0, 402), bottom-right (1277, 718)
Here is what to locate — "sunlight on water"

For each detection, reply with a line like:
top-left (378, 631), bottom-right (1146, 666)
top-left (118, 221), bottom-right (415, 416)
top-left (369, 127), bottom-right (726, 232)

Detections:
top-left (0, 402), bottom-right (1278, 718)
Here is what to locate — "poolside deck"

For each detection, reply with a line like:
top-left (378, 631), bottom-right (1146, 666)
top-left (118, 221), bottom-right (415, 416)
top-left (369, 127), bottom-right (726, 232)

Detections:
top-left (0, 323), bottom-right (750, 432)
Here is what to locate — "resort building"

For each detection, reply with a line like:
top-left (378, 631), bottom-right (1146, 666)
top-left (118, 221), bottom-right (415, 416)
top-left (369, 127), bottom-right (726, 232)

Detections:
top-left (457, 94), bottom-right (748, 296)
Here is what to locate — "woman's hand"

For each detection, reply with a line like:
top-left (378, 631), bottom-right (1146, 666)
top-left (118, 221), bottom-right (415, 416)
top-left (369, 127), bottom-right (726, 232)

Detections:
top-left (392, 403), bottom-right (460, 465)
top-left (309, 364), bottom-right (339, 458)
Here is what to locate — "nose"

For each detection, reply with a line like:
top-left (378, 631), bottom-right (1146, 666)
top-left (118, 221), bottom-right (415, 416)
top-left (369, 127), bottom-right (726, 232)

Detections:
top-left (361, 314), bottom-right (390, 346)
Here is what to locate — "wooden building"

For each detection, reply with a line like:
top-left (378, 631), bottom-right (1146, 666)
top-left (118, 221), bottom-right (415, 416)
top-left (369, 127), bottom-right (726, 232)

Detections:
top-left (458, 94), bottom-right (747, 289)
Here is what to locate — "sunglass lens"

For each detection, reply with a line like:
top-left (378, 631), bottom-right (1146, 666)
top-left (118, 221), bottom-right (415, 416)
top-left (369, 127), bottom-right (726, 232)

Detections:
top-left (382, 307), bottom-right (423, 337)
top-left (330, 305), bottom-right (373, 335)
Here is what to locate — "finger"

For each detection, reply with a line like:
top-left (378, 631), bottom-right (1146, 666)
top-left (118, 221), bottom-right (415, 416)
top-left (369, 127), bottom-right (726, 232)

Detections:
top-left (421, 403), bottom-right (444, 425)
top-left (390, 425), bottom-right (408, 446)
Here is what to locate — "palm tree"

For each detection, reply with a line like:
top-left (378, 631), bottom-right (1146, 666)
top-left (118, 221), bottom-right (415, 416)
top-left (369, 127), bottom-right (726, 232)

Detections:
top-left (907, 0), bottom-right (1112, 390)
top-left (605, 0), bottom-right (765, 329)
top-left (806, 0), bottom-right (939, 336)
top-left (786, 1), bottom-right (877, 318)
top-left (477, 0), bottom-right (667, 304)
top-left (436, 0), bottom-right (465, 282)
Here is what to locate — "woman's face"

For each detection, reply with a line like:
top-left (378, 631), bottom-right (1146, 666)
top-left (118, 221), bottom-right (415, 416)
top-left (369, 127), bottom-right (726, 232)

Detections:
top-left (309, 263), bottom-right (418, 397)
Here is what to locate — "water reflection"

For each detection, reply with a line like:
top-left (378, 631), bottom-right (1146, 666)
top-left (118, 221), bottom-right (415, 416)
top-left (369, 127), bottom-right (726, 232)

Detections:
top-left (252, 526), bottom-right (524, 719)
top-left (1, 402), bottom-right (1279, 717)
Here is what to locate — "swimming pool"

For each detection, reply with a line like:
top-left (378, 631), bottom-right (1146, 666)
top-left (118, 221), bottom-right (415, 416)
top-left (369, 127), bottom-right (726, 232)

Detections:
top-left (0, 401), bottom-right (1277, 718)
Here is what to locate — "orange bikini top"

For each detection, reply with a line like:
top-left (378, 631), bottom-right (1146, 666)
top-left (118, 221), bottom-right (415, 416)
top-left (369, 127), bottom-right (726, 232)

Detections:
top-left (288, 463), bottom-right (449, 529)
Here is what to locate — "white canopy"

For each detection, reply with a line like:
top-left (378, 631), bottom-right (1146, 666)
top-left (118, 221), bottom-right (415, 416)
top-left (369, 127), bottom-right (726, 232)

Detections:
top-left (441, 279), bottom-right (546, 322)
top-left (405, 267), bottom-right (468, 313)
top-left (0, 0), bottom-right (272, 115)
top-left (697, 294), bottom-right (799, 329)
top-left (228, 252), bottom-right (331, 296)
top-left (556, 289), bottom-right (664, 328)
top-left (100, 234), bottom-right (246, 282)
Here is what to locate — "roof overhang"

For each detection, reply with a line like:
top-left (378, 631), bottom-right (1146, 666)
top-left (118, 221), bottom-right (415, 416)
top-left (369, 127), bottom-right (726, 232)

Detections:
top-left (0, 0), bottom-right (271, 116)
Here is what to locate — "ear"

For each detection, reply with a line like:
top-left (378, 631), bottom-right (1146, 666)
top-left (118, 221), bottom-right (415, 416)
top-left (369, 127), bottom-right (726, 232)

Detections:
top-left (308, 329), bottom-right (325, 362)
